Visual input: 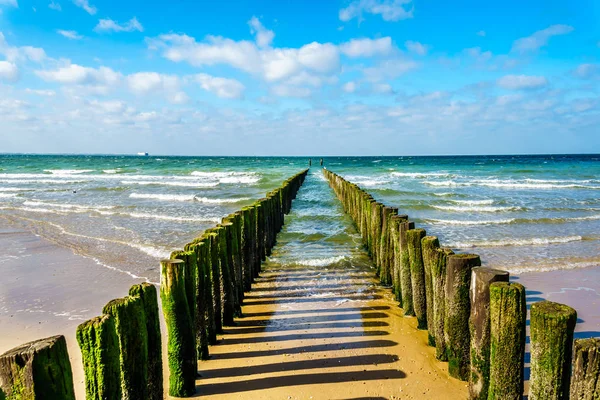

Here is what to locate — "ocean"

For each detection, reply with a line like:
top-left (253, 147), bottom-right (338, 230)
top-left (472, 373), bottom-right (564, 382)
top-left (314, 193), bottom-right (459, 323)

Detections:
top-left (0, 154), bottom-right (599, 284)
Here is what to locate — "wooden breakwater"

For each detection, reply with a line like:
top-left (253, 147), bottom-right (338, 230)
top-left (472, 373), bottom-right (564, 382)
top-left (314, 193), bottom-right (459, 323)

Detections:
top-left (0, 169), bottom-right (308, 400)
top-left (323, 169), bottom-right (599, 400)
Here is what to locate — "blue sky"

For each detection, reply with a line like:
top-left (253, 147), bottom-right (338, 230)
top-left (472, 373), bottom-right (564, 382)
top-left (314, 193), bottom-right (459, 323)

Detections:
top-left (0, 0), bottom-right (599, 155)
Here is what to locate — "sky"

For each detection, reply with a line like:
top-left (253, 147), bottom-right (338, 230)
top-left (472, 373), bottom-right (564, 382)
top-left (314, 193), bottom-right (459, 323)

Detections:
top-left (0, 0), bottom-right (599, 156)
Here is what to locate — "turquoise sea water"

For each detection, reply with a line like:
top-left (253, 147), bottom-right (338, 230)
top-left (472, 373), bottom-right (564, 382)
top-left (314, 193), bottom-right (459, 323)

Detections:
top-left (0, 154), bottom-right (598, 283)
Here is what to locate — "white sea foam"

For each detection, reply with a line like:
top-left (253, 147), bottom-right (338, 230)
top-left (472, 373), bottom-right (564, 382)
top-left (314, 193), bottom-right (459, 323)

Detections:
top-left (195, 196), bottom-right (250, 204)
top-left (0, 179), bottom-right (86, 184)
top-left (0, 187), bottom-right (32, 192)
top-left (130, 193), bottom-right (196, 202)
top-left (510, 260), bottom-right (600, 274)
top-left (450, 199), bottom-right (494, 205)
top-left (121, 180), bottom-right (219, 188)
top-left (432, 205), bottom-right (520, 212)
top-left (425, 218), bottom-right (516, 226)
top-left (302, 255), bottom-right (346, 267)
top-left (449, 236), bottom-right (584, 248)
top-left (24, 200), bottom-right (115, 211)
top-left (391, 172), bottom-right (451, 178)
top-left (103, 169), bottom-right (118, 174)
top-left (424, 178), bottom-right (600, 190)
top-left (44, 169), bottom-right (94, 175)
top-left (219, 176), bottom-right (260, 184)
top-left (0, 193), bottom-right (17, 198)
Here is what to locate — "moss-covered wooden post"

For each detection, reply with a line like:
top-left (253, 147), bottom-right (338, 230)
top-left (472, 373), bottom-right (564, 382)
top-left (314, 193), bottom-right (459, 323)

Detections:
top-left (488, 282), bottom-right (526, 400)
top-left (529, 301), bottom-right (577, 400)
top-left (570, 338), bottom-right (600, 399)
top-left (407, 228), bottom-right (427, 329)
top-left (102, 295), bottom-right (148, 400)
top-left (0, 335), bottom-right (75, 400)
top-left (76, 314), bottom-right (121, 400)
top-left (421, 236), bottom-right (440, 346)
top-left (160, 258), bottom-right (196, 397)
top-left (433, 247), bottom-right (453, 361)
top-left (129, 282), bottom-right (163, 400)
top-left (205, 230), bottom-right (222, 338)
top-left (468, 267), bottom-right (509, 399)
top-left (399, 220), bottom-right (415, 316)
top-left (240, 206), bottom-right (254, 291)
top-left (191, 241), bottom-right (210, 360)
top-left (379, 206), bottom-right (397, 285)
top-left (445, 253), bottom-right (480, 381)
top-left (216, 224), bottom-right (235, 325)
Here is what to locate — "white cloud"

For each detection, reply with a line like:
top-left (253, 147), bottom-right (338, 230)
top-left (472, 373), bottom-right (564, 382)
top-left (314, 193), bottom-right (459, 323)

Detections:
top-left (72, 0), bottom-right (95, 15)
top-left (95, 17), bottom-right (143, 33)
top-left (497, 74), bottom-right (548, 90)
top-left (36, 64), bottom-right (121, 86)
top-left (363, 59), bottom-right (418, 82)
top-left (193, 73), bottom-right (245, 99)
top-left (372, 83), bottom-right (393, 94)
top-left (342, 81), bottom-right (357, 93)
top-left (511, 24), bottom-right (574, 53)
top-left (25, 88), bottom-right (56, 96)
top-left (48, 1), bottom-right (61, 11)
top-left (0, 32), bottom-right (46, 63)
top-left (476, 30), bottom-right (486, 37)
top-left (57, 30), bottom-right (83, 40)
top-left (573, 63), bottom-right (599, 79)
top-left (405, 40), bottom-right (428, 55)
top-left (339, 0), bottom-right (413, 22)
top-left (126, 72), bottom-right (188, 104)
top-left (271, 85), bottom-right (311, 98)
top-left (340, 37), bottom-right (392, 57)
top-left (0, 0), bottom-right (18, 7)
top-left (150, 34), bottom-right (340, 83)
top-left (0, 61), bottom-right (19, 82)
top-left (248, 16), bottom-right (274, 48)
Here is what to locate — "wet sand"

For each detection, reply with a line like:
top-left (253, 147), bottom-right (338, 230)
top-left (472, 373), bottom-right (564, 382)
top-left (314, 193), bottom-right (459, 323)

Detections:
top-left (189, 261), bottom-right (467, 399)
top-left (0, 217), bottom-right (146, 399)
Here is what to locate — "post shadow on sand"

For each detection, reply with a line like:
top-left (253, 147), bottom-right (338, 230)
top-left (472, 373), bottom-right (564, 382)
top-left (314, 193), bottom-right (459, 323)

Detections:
top-left (221, 329), bottom-right (390, 346)
top-left (231, 312), bottom-right (388, 327)
top-left (242, 294), bottom-right (384, 306)
top-left (192, 370), bottom-right (406, 396)
top-left (226, 320), bottom-right (389, 335)
top-left (240, 305), bottom-right (390, 318)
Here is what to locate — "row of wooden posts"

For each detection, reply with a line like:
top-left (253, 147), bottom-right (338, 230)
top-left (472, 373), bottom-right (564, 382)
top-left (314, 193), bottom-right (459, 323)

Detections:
top-left (0, 169), bottom-right (308, 400)
top-left (323, 169), bottom-right (599, 400)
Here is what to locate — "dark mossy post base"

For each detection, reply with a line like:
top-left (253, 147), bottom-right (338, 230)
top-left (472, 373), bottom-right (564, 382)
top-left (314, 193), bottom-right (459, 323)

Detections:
top-left (529, 300), bottom-right (577, 400)
top-left (76, 314), bottom-right (121, 400)
top-left (570, 338), bottom-right (600, 399)
top-left (129, 283), bottom-right (163, 400)
top-left (160, 258), bottom-right (197, 398)
top-left (407, 228), bottom-right (427, 329)
top-left (399, 221), bottom-right (415, 316)
top-left (488, 282), bottom-right (526, 400)
top-left (0, 335), bottom-right (75, 400)
top-left (445, 253), bottom-right (481, 381)
top-left (468, 267), bottom-right (509, 399)
top-left (102, 295), bottom-right (149, 400)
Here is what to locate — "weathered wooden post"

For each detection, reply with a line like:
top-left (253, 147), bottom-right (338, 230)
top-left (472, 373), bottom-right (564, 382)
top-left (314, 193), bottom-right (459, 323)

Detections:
top-left (468, 267), bottom-right (509, 399)
top-left (421, 236), bottom-right (440, 345)
top-left (76, 314), bottom-right (121, 400)
top-left (570, 338), bottom-right (600, 399)
top-left (103, 295), bottom-right (148, 400)
top-left (129, 283), bottom-right (163, 400)
top-left (205, 230), bottom-right (222, 341)
top-left (0, 335), bottom-right (75, 400)
top-left (445, 253), bottom-right (481, 381)
top-left (407, 228), bottom-right (427, 329)
top-left (379, 206), bottom-right (397, 284)
top-left (399, 220), bottom-right (415, 316)
top-left (432, 247), bottom-right (453, 361)
top-left (215, 225), bottom-right (235, 326)
top-left (529, 300), bottom-right (577, 400)
top-left (488, 281), bottom-right (526, 400)
top-left (160, 258), bottom-right (196, 397)
top-left (191, 240), bottom-right (210, 360)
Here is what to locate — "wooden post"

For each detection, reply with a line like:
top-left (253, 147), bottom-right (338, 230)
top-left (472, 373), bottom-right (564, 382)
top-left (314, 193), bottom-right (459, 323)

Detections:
top-left (570, 338), bottom-right (600, 399)
top-left (0, 335), bottom-right (75, 400)
top-left (379, 206), bottom-right (397, 285)
top-left (468, 267), bottom-right (509, 399)
top-left (191, 241), bottom-right (210, 360)
top-left (407, 228), bottom-right (427, 329)
top-left (421, 236), bottom-right (440, 345)
top-left (529, 300), bottom-right (577, 400)
top-left (102, 295), bottom-right (148, 400)
top-left (129, 283), bottom-right (163, 400)
top-left (488, 282), bottom-right (526, 400)
top-left (399, 220), bottom-right (415, 316)
top-left (160, 259), bottom-right (196, 397)
top-left (445, 253), bottom-right (481, 381)
top-left (76, 314), bottom-right (121, 400)
top-left (432, 247), bottom-right (454, 361)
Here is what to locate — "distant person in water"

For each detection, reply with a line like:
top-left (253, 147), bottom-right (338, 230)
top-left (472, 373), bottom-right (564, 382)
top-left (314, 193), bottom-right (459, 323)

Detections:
top-left (320, 158), bottom-right (323, 166)
top-left (309, 158), bottom-right (312, 166)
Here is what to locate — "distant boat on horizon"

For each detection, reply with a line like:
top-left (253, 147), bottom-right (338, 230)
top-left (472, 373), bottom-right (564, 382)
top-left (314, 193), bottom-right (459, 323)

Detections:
top-left (137, 152), bottom-right (149, 156)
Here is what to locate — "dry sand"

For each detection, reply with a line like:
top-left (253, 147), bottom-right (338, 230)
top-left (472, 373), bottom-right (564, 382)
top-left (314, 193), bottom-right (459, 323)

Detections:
top-left (186, 261), bottom-right (467, 399)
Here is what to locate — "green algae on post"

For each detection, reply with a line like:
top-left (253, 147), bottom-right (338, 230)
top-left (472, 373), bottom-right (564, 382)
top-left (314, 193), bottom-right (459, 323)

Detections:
top-left (421, 235), bottom-right (440, 346)
top-left (570, 338), bottom-right (600, 399)
top-left (445, 253), bottom-right (480, 381)
top-left (399, 221), bottom-right (415, 316)
top-left (102, 295), bottom-right (149, 400)
top-left (76, 314), bottom-right (121, 400)
top-left (529, 300), bottom-right (577, 400)
top-left (0, 335), bottom-right (75, 400)
top-left (160, 258), bottom-right (196, 397)
top-left (432, 247), bottom-right (453, 361)
top-left (407, 228), bottom-right (427, 329)
top-left (488, 281), bottom-right (526, 400)
top-left (129, 283), bottom-right (163, 400)
top-left (468, 267), bottom-right (509, 399)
